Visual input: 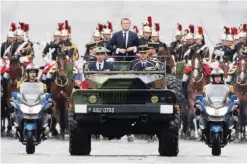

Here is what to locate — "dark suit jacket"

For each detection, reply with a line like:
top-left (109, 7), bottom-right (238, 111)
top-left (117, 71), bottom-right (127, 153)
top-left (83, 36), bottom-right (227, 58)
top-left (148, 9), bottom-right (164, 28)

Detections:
top-left (88, 60), bottom-right (114, 71)
top-left (107, 30), bottom-right (139, 61)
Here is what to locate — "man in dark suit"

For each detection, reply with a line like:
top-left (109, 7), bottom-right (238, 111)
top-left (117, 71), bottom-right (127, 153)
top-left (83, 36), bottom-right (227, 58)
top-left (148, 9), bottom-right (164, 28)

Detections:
top-left (88, 46), bottom-right (114, 71)
top-left (107, 18), bottom-right (139, 61)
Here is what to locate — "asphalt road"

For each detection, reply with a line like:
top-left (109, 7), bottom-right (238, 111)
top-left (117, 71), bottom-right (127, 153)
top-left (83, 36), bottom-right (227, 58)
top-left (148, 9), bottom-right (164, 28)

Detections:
top-left (1, 137), bottom-right (247, 163)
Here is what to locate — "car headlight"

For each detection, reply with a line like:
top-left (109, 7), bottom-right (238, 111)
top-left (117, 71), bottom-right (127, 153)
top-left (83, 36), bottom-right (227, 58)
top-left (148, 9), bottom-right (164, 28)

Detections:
top-left (88, 95), bottom-right (97, 104)
top-left (151, 96), bottom-right (159, 103)
top-left (20, 104), bottom-right (42, 114)
top-left (206, 106), bottom-right (228, 116)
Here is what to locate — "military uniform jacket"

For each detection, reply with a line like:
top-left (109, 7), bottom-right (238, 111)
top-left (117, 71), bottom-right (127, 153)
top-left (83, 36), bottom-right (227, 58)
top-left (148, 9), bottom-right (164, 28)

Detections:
top-left (42, 41), bottom-right (59, 61)
top-left (176, 45), bottom-right (188, 61)
top-left (222, 45), bottom-right (236, 62)
top-left (235, 42), bottom-right (247, 56)
top-left (185, 44), bottom-right (209, 60)
top-left (139, 37), bottom-right (151, 45)
top-left (212, 43), bottom-right (224, 61)
top-left (11, 40), bottom-right (34, 59)
top-left (54, 39), bottom-right (79, 62)
top-left (1, 41), bottom-right (13, 58)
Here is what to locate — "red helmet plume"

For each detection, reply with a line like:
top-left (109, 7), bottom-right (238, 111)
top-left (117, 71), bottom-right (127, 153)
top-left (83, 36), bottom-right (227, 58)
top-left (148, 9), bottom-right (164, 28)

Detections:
top-left (65, 20), bottom-right (69, 30)
top-left (103, 24), bottom-right (107, 29)
top-left (224, 26), bottom-right (230, 34)
top-left (98, 23), bottom-right (103, 32)
top-left (107, 21), bottom-right (113, 32)
top-left (24, 24), bottom-right (29, 32)
top-left (147, 16), bottom-right (152, 27)
top-left (68, 26), bottom-right (71, 34)
top-left (189, 24), bottom-right (194, 34)
top-left (243, 24), bottom-right (247, 32)
top-left (133, 26), bottom-right (139, 33)
top-left (231, 27), bottom-right (237, 35)
top-left (58, 23), bottom-right (64, 31)
top-left (155, 23), bottom-right (160, 32)
top-left (19, 22), bottom-right (25, 30)
top-left (10, 23), bottom-right (17, 31)
top-left (198, 26), bottom-right (203, 35)
top-left (177, 23), bottom-right (182, 31)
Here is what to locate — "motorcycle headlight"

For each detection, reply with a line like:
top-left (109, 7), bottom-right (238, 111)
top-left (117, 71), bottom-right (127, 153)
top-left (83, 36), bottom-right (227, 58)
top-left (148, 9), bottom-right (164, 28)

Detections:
top-left (206, 106), bottom-right (228, 116)
top-left (20, 104), bottom-right (42, 114)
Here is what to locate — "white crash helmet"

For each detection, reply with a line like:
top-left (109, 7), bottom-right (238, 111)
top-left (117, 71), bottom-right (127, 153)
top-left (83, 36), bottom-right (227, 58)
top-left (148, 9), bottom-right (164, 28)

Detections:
top-left (210, 67), bottom-right (225, 83)
top-left (26, 64), bottom-right (39, 76)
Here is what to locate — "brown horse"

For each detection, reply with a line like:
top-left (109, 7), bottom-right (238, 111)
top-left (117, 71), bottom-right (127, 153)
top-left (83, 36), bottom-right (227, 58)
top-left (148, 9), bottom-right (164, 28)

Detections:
top-left (233, 55), bottom-right (247, 141)
top-left (2, 56), bottom-right (23, 136)
top-left (184, 53), bottom-right (209, 139)
top-left (49, 53), bottom-right (74, 139)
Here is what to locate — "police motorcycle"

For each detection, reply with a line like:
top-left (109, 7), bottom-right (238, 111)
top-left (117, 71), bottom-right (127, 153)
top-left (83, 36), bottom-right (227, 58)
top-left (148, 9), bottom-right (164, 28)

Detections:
top-left (10, 82), bottom-right (53, 154)
top-left (194, 84), bottom-right (239, 156)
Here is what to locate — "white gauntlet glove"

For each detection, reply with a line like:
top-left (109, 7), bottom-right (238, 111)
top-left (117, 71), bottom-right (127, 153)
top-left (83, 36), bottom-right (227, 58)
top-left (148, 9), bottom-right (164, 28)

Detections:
top-left (19, 56), bottom-right (29, 63)
top-left (106, 58), bottom-right (115, 62)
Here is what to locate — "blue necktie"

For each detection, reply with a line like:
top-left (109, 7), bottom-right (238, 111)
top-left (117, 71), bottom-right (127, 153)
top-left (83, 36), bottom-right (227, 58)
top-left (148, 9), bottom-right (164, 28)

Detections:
top-left (124, 32), bottom-right (127, 48)
top-left (99, 64), bottom-right (102, 71)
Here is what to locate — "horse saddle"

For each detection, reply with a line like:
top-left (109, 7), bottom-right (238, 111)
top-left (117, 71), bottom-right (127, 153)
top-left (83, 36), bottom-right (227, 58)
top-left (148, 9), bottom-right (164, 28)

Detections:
top-left (228, 66), bottom-right (237, 75)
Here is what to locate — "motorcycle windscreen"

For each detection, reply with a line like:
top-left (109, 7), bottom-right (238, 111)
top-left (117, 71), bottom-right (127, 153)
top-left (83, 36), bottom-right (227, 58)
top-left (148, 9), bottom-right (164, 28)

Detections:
top-left (19, 82), bottom-right (44, 106)
top-left (205, 84), bottom-right (229, 108)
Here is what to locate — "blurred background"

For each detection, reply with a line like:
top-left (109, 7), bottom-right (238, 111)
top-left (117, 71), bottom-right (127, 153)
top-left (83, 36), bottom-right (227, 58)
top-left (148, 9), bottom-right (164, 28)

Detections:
top-left (1, 1), bottom-right (247, 66)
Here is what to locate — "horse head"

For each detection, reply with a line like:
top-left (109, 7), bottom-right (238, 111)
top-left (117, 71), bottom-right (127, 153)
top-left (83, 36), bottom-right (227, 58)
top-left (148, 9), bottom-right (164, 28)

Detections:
top-left (56, 52), bottom-right (67, 77)
top-left (191, 53), bottom-right (204, 83)
top-left (55, 52), bottom-right (69, 87)
top-left (236, 55), bottom-right (247, 85)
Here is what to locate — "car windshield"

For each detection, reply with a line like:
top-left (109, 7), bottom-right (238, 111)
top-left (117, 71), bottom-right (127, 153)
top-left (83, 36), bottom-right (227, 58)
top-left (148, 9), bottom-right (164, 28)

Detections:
top-left (19, 82), bottom-right (44, 105)
top-left (205, 84), bottom-right (229, 108)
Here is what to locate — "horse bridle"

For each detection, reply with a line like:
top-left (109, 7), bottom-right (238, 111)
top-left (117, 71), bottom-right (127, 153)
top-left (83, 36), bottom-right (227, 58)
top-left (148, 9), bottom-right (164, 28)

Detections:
top-left (55, 54), bottom-right (69, 88)
top-left (55, 74), bottom-right (69, 88)
top-left (236, 58), bottom-right (247, 86)
top-left (192, 67), bottom-right (204, 83)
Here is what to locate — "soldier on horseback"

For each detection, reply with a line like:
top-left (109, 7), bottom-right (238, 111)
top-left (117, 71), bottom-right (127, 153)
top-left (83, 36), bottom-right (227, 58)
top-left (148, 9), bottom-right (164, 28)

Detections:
top-left (235, 24), bottom-right (247, 56)
top-left (182, 25), bottom-right (211, 98)
top-left (1, 23), bottom-right (17, 136)
top-left (226, 24), bottom-right (247, 85)
top-left (41, 28), bottom-right (62, 84)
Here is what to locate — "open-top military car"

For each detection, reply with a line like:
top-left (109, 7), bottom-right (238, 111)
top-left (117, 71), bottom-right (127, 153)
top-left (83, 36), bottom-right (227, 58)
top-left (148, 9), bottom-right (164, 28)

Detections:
top-left (68, 56), bottom-right (183, 156)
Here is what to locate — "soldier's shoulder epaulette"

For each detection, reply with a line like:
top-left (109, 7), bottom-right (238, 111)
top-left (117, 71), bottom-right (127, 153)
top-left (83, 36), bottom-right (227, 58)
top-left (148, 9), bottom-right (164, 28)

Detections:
top-left (203, 85), bottom-right (206, 93)
top-left (42, 83), bottom-right (47, 90)
top-left (228, 85), bottom-right (234, 92)
top-left (230, 44), bottom-right (235, 50)
top-left (17, 81), bottom-right (22, 88)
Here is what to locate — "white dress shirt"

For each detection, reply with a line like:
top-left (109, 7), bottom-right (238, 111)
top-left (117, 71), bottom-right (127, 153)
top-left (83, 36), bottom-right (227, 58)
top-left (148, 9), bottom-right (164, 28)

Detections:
top-left (96, 61), bottom-right (104, 70)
